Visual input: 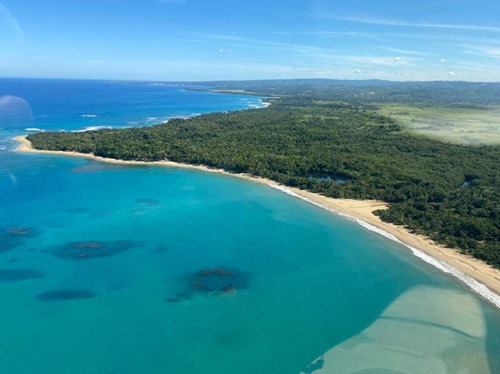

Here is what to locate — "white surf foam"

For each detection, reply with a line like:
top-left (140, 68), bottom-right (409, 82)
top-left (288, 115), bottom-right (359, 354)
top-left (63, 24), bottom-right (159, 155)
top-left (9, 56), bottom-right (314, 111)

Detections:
top-left (25, 128), bottom-right (45, 132)
top-left (268, 184), bottom-right (500, 309)
top-left (81, 114), bottom-right (97, 118)
top-left (74, 126), bottom-right (111, 132)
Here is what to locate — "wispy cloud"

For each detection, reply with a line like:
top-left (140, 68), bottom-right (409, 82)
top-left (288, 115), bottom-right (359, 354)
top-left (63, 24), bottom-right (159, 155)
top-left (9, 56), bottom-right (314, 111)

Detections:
top-left (361, 56), bottom-right (412, 66)
top-left (198, 33), bottom-right (337, 55)
top-left (462, 44), bottom-right (500, 59)
top-left (378, 46), bottom-right (426, 56)
top-left (323, 14), bottom-right (500, 33)
top-left (294, 67), bottom-right (325, 73)
top-left (189, 32), bottom-right (422, 70)
top-left (273, 30), bottom-right (381, 40)
top-left (202, 34), bottom-right (247, 42)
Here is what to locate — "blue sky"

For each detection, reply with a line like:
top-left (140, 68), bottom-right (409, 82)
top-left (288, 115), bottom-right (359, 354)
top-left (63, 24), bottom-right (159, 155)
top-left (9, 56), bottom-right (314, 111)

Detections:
top-left (1, 0), bottom-right (500, 81)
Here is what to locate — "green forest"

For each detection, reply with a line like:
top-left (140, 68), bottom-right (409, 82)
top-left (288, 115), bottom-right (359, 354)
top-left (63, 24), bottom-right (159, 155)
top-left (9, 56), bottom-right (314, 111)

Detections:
top-left (27, 93), bottom-right (500, 268)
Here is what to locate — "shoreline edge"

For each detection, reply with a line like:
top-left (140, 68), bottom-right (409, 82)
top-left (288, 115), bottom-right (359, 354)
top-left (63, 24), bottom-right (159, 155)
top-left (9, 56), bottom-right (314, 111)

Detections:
top-left (14, 135), bottom-right (500, 308)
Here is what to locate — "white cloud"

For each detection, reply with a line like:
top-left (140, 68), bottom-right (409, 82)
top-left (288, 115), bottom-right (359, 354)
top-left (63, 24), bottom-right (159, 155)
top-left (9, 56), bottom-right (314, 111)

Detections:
top-left (203, 34), bottom-right (247, 41)
top-left (361, 56), bottom-right (410, 65)
top-left (440, 59), bottom-right (446, 63)
top-left (448, 71), bottom-right (456, 76)
top-left (273, 31), bottom-right (381, 40)
top-left (294, 67), bottom-right (325, 73)
top-left (379, 46), bottom-right (424, 56)
top-left (323, 14), bottom-right (500, 33)
top-left (482, 48), bottom-right (500, 58)
top-left (462, 45), bottom-right (500, 59)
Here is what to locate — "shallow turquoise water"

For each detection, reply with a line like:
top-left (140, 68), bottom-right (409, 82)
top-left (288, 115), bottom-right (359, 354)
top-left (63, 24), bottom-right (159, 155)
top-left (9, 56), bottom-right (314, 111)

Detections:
top-left (0, 79), bottom-right (499, 373)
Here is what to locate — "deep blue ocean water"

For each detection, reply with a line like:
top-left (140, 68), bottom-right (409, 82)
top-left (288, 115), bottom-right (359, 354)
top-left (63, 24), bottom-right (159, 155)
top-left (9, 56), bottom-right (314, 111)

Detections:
top-left (0, 78), bottom-right (499, 373)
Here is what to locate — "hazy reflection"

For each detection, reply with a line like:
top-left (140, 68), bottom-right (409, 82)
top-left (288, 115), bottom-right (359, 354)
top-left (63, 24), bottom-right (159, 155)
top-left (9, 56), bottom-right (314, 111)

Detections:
top-left (0, 96), bottom-right (34, 130)
top-left (302, 286), bottom-right (491, 373)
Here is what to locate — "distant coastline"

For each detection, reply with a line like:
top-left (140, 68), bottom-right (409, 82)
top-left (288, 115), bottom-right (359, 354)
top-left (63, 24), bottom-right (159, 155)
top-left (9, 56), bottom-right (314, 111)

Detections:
top-left (14, 135), bottom-right (500, 307)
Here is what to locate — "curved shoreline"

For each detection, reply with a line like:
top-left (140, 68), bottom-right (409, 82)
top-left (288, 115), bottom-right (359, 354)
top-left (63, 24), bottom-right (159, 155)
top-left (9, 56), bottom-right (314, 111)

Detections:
top-left (14, 135), bottom-right (500, 308)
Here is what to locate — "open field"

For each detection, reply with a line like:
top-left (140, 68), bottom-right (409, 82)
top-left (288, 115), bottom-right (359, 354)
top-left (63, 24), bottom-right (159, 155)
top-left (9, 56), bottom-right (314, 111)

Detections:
top-left (378, 104), bottom-right (500, 146)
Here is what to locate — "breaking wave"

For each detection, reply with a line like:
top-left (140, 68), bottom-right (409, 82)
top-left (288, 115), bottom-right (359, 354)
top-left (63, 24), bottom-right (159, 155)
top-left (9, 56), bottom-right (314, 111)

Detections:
top-left (269, 184), bottom-right (500, 309)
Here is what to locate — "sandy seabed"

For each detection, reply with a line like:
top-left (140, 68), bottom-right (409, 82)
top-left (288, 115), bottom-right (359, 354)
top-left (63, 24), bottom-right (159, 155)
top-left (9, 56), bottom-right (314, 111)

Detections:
top-left (14, 135), bottom-right (500, 307)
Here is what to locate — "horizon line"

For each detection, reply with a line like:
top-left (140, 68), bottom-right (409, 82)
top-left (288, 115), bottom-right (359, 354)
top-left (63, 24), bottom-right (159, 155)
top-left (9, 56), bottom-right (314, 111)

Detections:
top-left (1, 75), bottom-right (499, 84)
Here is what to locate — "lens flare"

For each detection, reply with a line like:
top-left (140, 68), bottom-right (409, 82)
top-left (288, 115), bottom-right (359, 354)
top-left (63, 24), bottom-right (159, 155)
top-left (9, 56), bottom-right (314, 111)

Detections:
top-left (0, 96), bottom-right (34, 129)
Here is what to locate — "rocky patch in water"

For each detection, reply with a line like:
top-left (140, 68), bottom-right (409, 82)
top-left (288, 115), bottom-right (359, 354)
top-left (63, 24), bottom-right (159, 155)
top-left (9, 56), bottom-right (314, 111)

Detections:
top-left (5, 227), bottom-right (34, 236)
top-left (166, 267), bottom-right (248, 303)
top-left (71, 162), bottom-right (127, 174)
top-left (131, 208), bottom-right (147, 214)
top-left (136, 198), bottom-right (161, 207)
top-left (0, 226), bottom-right (38, 252)
top-left (53, 240), bottom-right (143, 260)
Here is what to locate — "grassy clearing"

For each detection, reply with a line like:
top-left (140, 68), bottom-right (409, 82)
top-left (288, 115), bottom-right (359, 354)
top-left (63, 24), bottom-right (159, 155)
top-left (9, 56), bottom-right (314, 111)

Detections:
top-left (377, 104), bottom-right (500, 146)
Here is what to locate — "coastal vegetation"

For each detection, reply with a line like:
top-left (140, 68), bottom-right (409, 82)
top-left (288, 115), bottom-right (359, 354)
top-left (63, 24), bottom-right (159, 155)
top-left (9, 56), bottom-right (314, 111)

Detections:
top-left (190, 79), bottom-right (500, 107)
top-left (27, 85), bottom-right (500, 268)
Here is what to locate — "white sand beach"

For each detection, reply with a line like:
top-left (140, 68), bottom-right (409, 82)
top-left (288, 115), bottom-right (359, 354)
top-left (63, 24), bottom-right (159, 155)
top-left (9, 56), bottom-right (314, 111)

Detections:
top-left (15, 135), bottom-right (500, 306)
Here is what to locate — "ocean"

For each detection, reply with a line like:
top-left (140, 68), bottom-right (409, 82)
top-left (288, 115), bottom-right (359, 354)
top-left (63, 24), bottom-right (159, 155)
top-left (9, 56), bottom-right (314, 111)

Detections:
top-left (0, 78), bottom-right (499, 373)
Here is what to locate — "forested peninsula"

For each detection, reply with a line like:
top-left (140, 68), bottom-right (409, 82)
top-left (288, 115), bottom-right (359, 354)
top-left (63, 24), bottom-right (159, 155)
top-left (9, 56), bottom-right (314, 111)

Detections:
top-left (26, 81), bottom-right (500, 268)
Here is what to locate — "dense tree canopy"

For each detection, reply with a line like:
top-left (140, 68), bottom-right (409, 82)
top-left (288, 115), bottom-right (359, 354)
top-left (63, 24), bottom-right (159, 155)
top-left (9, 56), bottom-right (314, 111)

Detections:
top-left (191, 79), bottom-right (500, 107)
top-left (28, 96), bottom-right (500, 268)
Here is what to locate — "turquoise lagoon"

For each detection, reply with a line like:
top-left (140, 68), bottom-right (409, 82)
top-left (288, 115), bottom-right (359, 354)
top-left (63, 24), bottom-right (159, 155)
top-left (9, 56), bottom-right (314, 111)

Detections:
top-left (0, 79), bottom-right (499, 373)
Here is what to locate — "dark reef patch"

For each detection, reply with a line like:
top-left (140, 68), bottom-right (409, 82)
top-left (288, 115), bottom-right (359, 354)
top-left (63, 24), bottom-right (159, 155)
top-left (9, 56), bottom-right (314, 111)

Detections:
top-left (0, 236), bottom-right (22, 253)
top-left (190, 267), bottom-right (248, 293)
top-left (4, 227), bottom-right (35, 236)
top-left (167, 267), bottom-right (249, 303)
top-left (0, 226), bottom-right (38, 253)
top-left (53, 240), bottom-right (143, 260)
top-left (37, 289), bottom-right (96, 301)
top-left (166, 293), bottom-right (191, 303)
top-left (154, 244), bottom-right (168, 254)
top-left (0, 269), bottom-right (44, 282)
top-left (71, 162), bottom-right (127, 174)
top-left (136, 198), bottom-right (161, 207)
